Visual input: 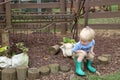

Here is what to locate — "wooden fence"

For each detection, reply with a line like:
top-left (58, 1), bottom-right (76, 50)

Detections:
top-left (0, 0), bottom-right (120, 33)
top-left (0, 0), bottom-right (74, 35)
top-left (0, 0), bottom-right (120, 52)
top-left (0, 1), bottom-right (120, 80)
top-left (84, 0), bottom-right (120, 29)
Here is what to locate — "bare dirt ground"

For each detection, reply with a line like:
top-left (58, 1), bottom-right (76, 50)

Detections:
top-left (9, 29), bottom-right (120, 80)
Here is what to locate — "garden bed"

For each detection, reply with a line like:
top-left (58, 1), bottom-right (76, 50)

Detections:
top-left (1, 30), bottom-right (120, 80)
top-left (27, 30), bottom-right (120, 79)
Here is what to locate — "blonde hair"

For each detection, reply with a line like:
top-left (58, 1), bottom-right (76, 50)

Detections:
top-left (79, 26), bottom-right (95, 42)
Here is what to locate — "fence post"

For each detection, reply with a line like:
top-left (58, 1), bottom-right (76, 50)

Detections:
top-left (60, 0), bottom-right (67, 35)
top-left (84, 0), bottom-right (90, 27)
top-left (2, 0), bottom-right (11, 47)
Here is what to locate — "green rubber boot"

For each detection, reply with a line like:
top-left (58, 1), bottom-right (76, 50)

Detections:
top-left (74, 58), bottom-right (86, 76)
top-left (86, 60), bottom-right (96, 73)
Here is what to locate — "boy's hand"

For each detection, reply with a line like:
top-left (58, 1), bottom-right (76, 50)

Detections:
top-left (91, 52), bottom-right (95, 56)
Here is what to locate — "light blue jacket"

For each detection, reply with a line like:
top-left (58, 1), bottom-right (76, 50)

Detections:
top-left (72, 39), bottom-right (95, 53)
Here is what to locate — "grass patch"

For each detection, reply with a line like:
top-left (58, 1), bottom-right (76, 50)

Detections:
top-left (70, 71), bottom-right (120, 80)
top-left (100, 71), bottom-right (120, 80)
top-left (111, 5), bottom-right (118, 11)
top-left (87, 71), bottom-right (120, 80)
top-left (79, 17), bottom-right (120, 24)
top-left (88, 18), bottom-right (120, 24)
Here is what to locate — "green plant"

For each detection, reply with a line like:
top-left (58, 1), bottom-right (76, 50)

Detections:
top-left (16, 42), bottom-right (29, 52)
top-left (62, 37), bottom-right (76, 44)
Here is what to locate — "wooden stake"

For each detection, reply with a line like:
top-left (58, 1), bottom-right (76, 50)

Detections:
top-left (2, 68), bottom-right (17, 80)
top-left (16, 66), bottom-right (28, 80)
top-left (28, 68), bottom-right (39, 80)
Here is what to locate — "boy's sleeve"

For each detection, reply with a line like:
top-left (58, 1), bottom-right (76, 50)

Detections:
top-left (72, 43), bottom-right (79, 52)
top-left (92, 39), bottom-right (95, 46)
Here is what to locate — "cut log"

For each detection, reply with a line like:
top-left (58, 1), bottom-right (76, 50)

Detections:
top-left (16, 66), bottom-right (28, 80)
top-left (48, 45), bottom-right (60, 55)
top-left (39, 66), bottom-right (50, 75)
top-left (97, 54), bottom-right (111, 63)
top-left (60, 65), bottom-right (71, 72)
top-left (48, 64), bottom-right (59, 73)
top-left (2, 68), bottom-right (16, 80)
top-left (28, 68), bottom-right (39, 80)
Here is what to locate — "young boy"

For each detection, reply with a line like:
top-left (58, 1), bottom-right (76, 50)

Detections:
top-left (72, 26), bottom-right (96, 76)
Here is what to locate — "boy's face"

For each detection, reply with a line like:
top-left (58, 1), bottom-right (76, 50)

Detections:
top-left (80, 40), bottom-right (91, 45)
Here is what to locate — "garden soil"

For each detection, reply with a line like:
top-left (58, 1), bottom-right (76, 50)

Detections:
top-left (8, 29), bottom-right (120, 80)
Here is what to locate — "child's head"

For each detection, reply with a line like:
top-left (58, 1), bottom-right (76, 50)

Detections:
top-left (79, 26), bottom-right (95, 42)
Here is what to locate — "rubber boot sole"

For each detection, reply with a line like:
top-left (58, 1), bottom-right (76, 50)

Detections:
top-left (75, 72), bottom-right (86, 76)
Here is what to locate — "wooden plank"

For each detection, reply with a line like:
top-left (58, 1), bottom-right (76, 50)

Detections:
top-left (11, 2), bottom-right (60, 9)
top-left (1, 24), bottom-right (120, 30)
top-left (88, 11), bottom-right (120, 19)
top-left (67, 0), bottom-right (120, 8)
top-left (88, 24), bottom-right (120, 29)
top-left (0, 14), bottom-right (5, 16)
top-left (8, 0), bottom-right (120, 9)
top-left (85, 0), bottom-right (120, 7)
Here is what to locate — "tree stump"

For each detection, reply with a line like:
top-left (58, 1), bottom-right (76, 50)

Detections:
top-left (2, 68), bottom-right (16, 80)
top-left (16, 66), bottom-right (28, 80)
top-left (97, 54), bottom-right (111, 63)
top-left (28, 68), bottom-right (39, 80)
top-left (39, 66), bottom-right (50, 75)
top-left (60, 65), bottom-right (71, 72)
top-left (48, 64), bottom-right (59, 73)
top-left (48, 45), bottom-right (60, 55)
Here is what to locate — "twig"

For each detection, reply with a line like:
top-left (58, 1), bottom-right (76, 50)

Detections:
top-left (0, 0), bottom-right (11, 5)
